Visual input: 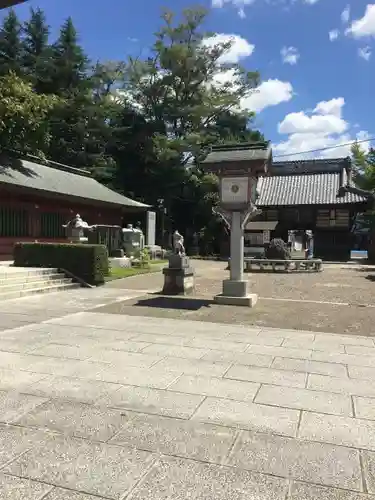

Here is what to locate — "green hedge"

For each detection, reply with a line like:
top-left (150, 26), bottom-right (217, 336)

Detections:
top-left (13, 242), bottom-right (109, 286)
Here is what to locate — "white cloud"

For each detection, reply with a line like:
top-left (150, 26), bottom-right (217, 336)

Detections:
top-left (273, 97), bottom-right (372, 159)
top-left (241, 79), bottom-right (293, 112)
top-left (203, 34), bottom-right (255, 63)
top-left (346, 4), bottom-right (375, 38)
top-left (341, 5), bottom-right (350, 24)
top-left (329, 29), bottom-right (339, 41)
top-left (280, 46), bottom-right (300, 65)
top-left (358, 46), bottom-right (372, 60)
top-left (211, 0), bottom-right (254, 18)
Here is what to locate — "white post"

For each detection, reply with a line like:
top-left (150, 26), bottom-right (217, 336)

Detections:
top-left (230, 211), bottom-right (244, 282)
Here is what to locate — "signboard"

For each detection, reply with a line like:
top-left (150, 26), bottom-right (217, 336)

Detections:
top-left (221, 177), bottom-right (249, 205)
top-left (146, 211), bottom-right (156, 246)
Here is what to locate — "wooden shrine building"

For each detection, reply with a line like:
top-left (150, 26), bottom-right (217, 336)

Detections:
top-left (0, 153), bottom-right (149, 260)
top-left (201, 143), bottom-right (369, 261)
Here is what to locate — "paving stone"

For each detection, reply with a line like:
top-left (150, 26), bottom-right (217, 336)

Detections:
top-left (0, 368), bottom-right (47, 391)
top-left (128, 456), bottom-right (289, 500)
top-left (225, 365), bottom-right (306, 388)
top-left (88, 350), bottom-right (162, 368)
top-left (99, 384), bottom-right (205, 419)
top-left (0, 390), bottom-right (48, 424)
top-left (308, 374), bottom-right (375, 398)
top-left (354, 397), bottom-right (375, 420)
top-left (44, 488), bottom-right (99, 500)
top-left (16, 400), bottom-right (126, 441)
top-left (22, 355), bottom-right (82, 376)
top-left (154, 357), bottom-right (231, 377)
top-left (109, 411), bottom-right (236, 463)
top-left (0, 424), bottom-right (45, 467)
top-left (186, 338), bottom-right (250, 352)
top-left (192, 397), bottom-right (300, 436)
top-left (299, 412), bottom-right (375, 450)
top-left (282, 338), bottom-right (345, 353)
top-left (0, 351), bottom-right (36, 370)
top-left (0, 473), bottom-right (53, 500)
top-left (3, 435), bottom-right (155, 500)
top-left (346, 346), bottom-right (375, 356)
top-left (169, 374), bottom-right (260, 402)
top-left (132, 333), bottom-right (192, 346)
top-left (99, 340), bottom-right (151, 353)
top-left (142, 344), bottom-right (208, 359)
top-left (271, 357), bottom-right (348, 377)
top-left (247, 344), bottom-right (313, 360)
top-left (201, 350), bottom-right (273, 367)
top-left (25, 375), bottom-right (121, 404)
top-left (27, 343), bottom-right (93, 360)
top-left (91, 365), bottom-right (181, 389)
top-left (228, 334), bottom-right (285, 346)
top-left (363, 451), bottom-right (375, 494)
top-left (312, 351), bottom-right (375, 368)
top-left (349, 366), bottom-right (375, 381)
top-left (314, 334), bottom-right (375, 347)
top-left (227, 430), bottom-right (361, 490)
top-left (290, 482), bottom-right (371, 500)
top-left (255, 384), bottom-right (352, 416)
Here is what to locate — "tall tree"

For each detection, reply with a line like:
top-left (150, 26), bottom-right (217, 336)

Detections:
top-left (49, 17), bottom-right (88, 95)
top-left (22, 7), bottom-right (51, 93)
top-left (0, 9), bottom-right (22, 76)
top-left (0, 72), bottom-right (59, 157)
top-left (124, 7), bottom-right (260, 162)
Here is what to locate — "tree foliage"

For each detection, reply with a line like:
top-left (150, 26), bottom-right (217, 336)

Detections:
top-left (0, 5), bottom-right (265, 250)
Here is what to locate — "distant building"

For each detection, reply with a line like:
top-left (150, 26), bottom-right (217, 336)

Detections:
top-left (0, 153), bottom-right (149, 260)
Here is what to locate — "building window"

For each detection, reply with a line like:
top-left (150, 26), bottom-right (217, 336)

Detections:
top-left (40, 212), bottom-right (66, 238)
top-left (0, 207), bottom-right (29, 237)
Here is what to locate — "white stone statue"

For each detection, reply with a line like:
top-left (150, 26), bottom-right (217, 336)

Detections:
top-left (173, 230), bottom-right (185, 255)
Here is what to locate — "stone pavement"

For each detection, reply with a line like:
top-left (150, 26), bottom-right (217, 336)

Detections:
top-left (0, 310), bottom-right (374, 498)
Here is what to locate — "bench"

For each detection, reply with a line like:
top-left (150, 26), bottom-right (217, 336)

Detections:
top-left (244, 258), bottom-right (323, 272)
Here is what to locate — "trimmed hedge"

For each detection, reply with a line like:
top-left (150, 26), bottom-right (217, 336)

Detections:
top-left (13, 242), bottom-right (109, 286)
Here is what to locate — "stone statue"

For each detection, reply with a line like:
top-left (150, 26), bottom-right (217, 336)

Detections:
top-left (63, 214), bottom-right (95, 242)
top-left (173, 230), bottom-right (185, 255)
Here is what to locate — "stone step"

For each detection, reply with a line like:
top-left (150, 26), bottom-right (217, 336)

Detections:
top-left (0, 277), bottom-right (74, 293)
top-left (0, 268), bottom-right (60, 279)
top-left (0, 282), bottom-right (81, 301)
top-left (0, 272), bottom-right (64, 286)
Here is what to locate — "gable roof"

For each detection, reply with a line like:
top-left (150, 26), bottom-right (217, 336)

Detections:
top-left (201, 142), bottom-right (272, 164)
top-left (0, 155), bottom-right (149, 209)
top-left (256, 158), bottom-right (367, 207)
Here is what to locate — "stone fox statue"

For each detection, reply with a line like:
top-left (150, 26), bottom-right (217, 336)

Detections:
top-left (173, 230), bottom-right (185, 255)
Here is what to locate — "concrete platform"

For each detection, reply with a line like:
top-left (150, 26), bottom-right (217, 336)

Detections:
top-left (214, 293), bottom-right (258, 307)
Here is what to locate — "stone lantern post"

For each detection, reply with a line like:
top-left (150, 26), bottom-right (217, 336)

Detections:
top-left (201, 142), bottom-right (272, 307)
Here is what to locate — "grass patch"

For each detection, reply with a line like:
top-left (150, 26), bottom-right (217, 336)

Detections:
top-left (105, 260), bottom-right (167, 281)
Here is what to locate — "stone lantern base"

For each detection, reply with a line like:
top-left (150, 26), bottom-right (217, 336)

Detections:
top-left (214, 279), bottom-right (258, 307)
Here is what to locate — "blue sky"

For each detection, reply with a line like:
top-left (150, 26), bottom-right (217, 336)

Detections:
top-left (5, 0), bottom-right (375, 159)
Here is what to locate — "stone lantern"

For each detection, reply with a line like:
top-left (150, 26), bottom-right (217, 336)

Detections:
top-left (201, 142), bottom-right (272, 307)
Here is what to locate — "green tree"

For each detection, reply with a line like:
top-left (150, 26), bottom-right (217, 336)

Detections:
top-left (209, 111), bottom-right (264, 144)
top-left (0, 72), bottom-right (59, 157)
top-left (0, 9), bottom-right (22, 76)
top-left (48, 17), bottom-right (88, 95)
top-left (124, 7), bottom-right (260, 162)
top-left (22, 7), bottom-right (52, 93)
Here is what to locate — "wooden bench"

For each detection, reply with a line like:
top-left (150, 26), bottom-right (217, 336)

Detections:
top-left (244, 258), bottom-right (323, 273)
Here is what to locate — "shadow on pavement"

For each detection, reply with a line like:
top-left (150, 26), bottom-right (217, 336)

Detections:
top-left (135, 295), bottom-right (213, 311)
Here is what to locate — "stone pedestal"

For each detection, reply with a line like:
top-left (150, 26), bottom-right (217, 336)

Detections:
top-left (162, 254), bottom-right (195, 295)
top-left (214, 211), bottom-right (258, 307)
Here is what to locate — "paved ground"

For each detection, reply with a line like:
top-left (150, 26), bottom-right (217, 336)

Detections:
top-left (1, 307), bottom-right (375, 499)
top-left (99, 260), bottom-right (375, 335)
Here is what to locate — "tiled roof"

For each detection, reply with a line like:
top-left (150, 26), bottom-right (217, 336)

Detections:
top-left (201, 142), bottom-right (272, 164)
top-left (0, 155), bottom-right (149, 209)
top-left (270, 158), bottom-right (349, 175)
top-left (256, 173), bottom-right (367, 206)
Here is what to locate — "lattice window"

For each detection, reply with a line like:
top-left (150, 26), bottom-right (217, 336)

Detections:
top-left (0, 207), bottom-right (29, 237)
top-left (40, 212), bottom-right (66, 238)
